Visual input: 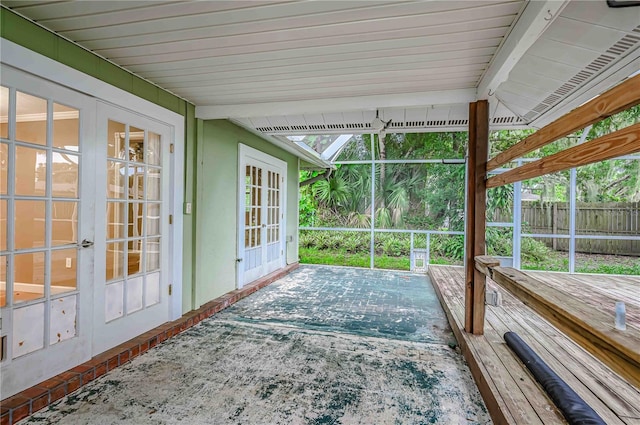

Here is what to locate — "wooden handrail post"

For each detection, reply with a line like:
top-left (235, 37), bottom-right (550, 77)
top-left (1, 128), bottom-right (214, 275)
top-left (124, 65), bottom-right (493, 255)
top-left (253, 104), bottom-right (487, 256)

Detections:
top-left (465, 100), bottom-right (489, 335)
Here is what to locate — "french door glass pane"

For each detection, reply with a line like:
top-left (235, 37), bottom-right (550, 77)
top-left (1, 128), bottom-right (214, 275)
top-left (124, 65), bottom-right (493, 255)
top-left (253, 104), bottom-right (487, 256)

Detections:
top-left (107, 201), bottom-right (125, 239)
top-left (107, 121), bottom-right (125, 159)
top-left (129, 126), bottom-right (144, 163)
top-left (15, 92), bottom-right (46, 145)
top-left (15, 145), bottom-right (46, 196)
top-left (15, 200), bottom-right (45, 249)
top-left (146, 203), bottom-right (160, 236)
top-left (52, 200), bottom-right (77, 246)
top-left (147, 132), bottom-right (161, 165)
top-left (106, 241), bottom-right (124, 281)
top-left (146, 238), bottom-right (160, 271)
top-left (147, 168), bottom-right (160, 200)
top-left (51, 248), bottom-right (77, 293)
top-left (14, 251), bottom-right (45, 303)
top-left (128, 239), bottom-right (143, 275)
top-left (52, 103), bottom-right (79, 150)
top-left (52, 153), bottom-right (78, 198)
top-left (107, 161), bottom-right (126, 199)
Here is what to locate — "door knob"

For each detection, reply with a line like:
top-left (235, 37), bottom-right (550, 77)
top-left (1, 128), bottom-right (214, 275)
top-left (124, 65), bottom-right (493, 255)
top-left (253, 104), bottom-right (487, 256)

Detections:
top-left (80, 239), bottom-right (94, 248)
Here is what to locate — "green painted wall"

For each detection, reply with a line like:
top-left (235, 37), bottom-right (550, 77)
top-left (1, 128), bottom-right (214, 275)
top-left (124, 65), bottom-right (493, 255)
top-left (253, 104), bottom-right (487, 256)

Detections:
top-left (195, 120), bottom-right (299, 306)
top-left (0, 8), bottom-right (186, 115)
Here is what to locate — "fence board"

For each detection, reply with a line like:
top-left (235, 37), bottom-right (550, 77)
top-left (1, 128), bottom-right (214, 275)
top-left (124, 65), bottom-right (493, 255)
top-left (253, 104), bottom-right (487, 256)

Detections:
top-left (521, 202), bottom-right (639, 255)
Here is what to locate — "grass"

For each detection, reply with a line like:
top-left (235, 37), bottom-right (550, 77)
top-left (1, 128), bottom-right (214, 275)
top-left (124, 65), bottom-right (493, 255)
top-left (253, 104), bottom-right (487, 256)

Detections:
top-left (300, 247), bottom-right (410, 270)
top-left (302, 247), bottom-right (639, 275)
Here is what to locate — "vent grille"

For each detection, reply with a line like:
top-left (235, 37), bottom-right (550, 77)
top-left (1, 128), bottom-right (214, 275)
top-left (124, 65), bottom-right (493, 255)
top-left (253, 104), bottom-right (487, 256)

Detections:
top-left (406, 121), bottom-right (425, 127)
top-left (326, 124), bottom-right (345, 129)
top-left (524, 26), bottom-right (640, 123)
top-left (448, 119), bottom-right (468, 126)
top-left (493, 116), bottom-right (519, 124)
top-left (273, 126), bottom-right (290, 131)
top-left (345, 123), bottom-right (364, 129)
top-left (256, 126), bottom-right (273, 132)
top-left (426, 120), bottom-right (447, 126)
top-left (309, 124), bottom-right (326, 130)
top-left (390, 122), bottom-right (405, 128)
top-left (291, 125), bottom-right (308, 131)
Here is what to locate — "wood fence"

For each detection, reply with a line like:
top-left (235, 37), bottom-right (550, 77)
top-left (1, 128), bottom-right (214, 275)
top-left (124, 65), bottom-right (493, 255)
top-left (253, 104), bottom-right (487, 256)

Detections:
top-left (521, 202), bottom-right (639, 256)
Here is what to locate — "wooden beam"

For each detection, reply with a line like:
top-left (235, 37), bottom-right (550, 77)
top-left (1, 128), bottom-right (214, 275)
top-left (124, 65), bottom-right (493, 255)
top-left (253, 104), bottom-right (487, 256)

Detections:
top-left (465, 100), bottom-right (489, 335)
top-left (487, 123), bottom-right (640, 188)
top-left (475, 256), bottom-right (500, 279)
top-left (489, 266), bottom-right (640, 389)
top-left (486, 74), bottom-right (640, 172)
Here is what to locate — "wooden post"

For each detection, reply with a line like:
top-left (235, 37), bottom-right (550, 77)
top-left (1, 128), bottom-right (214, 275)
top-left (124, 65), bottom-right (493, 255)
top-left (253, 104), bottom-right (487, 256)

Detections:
top-left (465, 100), bottom-right (489, 335)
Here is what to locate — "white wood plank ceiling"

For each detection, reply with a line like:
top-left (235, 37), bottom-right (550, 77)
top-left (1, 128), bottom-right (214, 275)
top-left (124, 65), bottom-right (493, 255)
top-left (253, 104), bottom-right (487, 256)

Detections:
top-left (3, 0), bottom-right (639, 135)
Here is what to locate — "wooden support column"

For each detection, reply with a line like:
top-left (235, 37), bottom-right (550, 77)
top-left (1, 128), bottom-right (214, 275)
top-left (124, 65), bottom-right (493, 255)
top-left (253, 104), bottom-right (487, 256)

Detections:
top-left (465, 100), bottom-right (489, 335)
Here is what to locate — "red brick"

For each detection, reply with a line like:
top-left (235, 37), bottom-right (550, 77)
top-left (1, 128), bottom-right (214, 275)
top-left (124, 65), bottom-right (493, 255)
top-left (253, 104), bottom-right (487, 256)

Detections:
top-left (0, 395), bottom-right (29, 410)
top-left (35, 378), bottom-right (65, 391)
top-left (94, 362), bottom-right (107, 379)
top-left (119, 349), bottom-right (130, 364)
top-left (130, 345), bottom-right (140, 359)
top-left (70, 364), bottom-right (93, 374)
top-left (107, 355), bottom-right (118, 371)
top-left (1, 410), bottom-right (9, 425)
top-left (31, 393), bottom-right (50, 413)
top-left (49, 383), bottom-right (67, 403)
top-left (17, 386), bottom-right (48, 400)
top-left (81, 368), bottom-right (96, 385)
top-left (11, 403), bottom-right (30, 423)
top-left (57, 371), bottom-right (81, 382)
top-left (66, 376), bottom-right (81, 393)
top-left (140, 340), bottom-right (150, 353)
top-left (148, 336), bottom-right (158, 348)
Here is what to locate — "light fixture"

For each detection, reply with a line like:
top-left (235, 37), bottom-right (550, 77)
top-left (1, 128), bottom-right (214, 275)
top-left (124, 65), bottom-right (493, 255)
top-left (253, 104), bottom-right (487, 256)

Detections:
top-left (371, 110), bottom-right (385, 131)
top-left (371, 109), bottom-right (391, 132)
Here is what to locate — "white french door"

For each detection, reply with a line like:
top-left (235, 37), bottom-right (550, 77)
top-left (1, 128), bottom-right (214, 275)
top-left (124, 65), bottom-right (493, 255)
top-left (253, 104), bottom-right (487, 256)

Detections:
top-left (238, 144), bottom-right (286, 287)
top-left (93, 102), bottom-right (171, 354)
top-left (0, 66), bottom-right (95, 397)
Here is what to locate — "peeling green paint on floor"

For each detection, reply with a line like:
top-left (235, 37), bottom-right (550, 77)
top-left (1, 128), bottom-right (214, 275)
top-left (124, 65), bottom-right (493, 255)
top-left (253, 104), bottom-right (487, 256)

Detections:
top-left (21, 266), bottom-right (490, 424)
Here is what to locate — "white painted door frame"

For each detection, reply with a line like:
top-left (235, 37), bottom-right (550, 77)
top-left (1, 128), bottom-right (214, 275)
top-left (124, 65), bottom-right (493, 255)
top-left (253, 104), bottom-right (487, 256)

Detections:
top-left (237, 144), bottom-right (287, 288)
top-left (1, 39), bottom-right (184, 323)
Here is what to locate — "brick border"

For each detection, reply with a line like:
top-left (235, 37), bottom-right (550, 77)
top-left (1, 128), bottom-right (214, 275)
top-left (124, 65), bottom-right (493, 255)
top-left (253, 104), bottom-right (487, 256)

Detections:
top-left (0, 263), bottom-right (299, 425)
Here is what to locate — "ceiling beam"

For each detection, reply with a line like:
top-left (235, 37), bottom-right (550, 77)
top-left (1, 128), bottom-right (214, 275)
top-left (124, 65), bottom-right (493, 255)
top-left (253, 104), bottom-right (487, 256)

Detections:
top-left (476, 0), bottom-right (569, 99)
top-left (196, 88), bottom-right (476, 119)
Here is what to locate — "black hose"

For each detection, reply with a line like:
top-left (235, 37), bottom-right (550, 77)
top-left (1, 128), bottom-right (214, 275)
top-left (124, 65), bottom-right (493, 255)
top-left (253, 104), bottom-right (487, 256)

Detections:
top-left (504, 331), bottom-right (605, 425)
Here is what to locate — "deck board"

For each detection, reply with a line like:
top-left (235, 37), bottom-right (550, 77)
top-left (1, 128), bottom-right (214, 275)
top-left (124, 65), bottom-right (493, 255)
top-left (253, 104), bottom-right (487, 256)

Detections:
top-left (429, 265), bottom-right (640, 425)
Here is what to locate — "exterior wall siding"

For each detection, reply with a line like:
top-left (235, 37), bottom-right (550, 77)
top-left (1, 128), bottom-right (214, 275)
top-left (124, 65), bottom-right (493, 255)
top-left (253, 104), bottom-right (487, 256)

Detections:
top-left (197, 120), bottom-right (299, 307)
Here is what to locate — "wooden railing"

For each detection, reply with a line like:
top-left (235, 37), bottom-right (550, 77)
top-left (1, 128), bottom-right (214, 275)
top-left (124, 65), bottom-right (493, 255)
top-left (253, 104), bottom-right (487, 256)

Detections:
top-left (474, 255), bottom-right (640, 389)
top-left (464, 74), bottom-right (640, 336)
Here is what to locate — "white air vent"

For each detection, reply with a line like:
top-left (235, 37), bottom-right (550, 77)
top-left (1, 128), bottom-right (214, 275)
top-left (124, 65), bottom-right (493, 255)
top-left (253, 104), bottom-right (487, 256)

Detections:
top-left (291, 125), bottom-right (308, 131)
top-left (448, 119), bottom-right (468, 126)
top-left (273, 126), bottom-right (290, 131)
top-left (426, 120), bottom-right (447, 126)
top-left (390, 122), bottom-right (405, 128)
top-left (309, 124), bottom-right (326, 130)
top-left (406, 121), bottom-right (425, 127)
top-left (256, 126), bottom-right (274, 132)
top-left (345, 123), bottom-right (364, 129)
top-left (327, 124), bottom-right (345, 129)
top-left (493, 116), bottom-right (515, 124)
top-left (524, 25), bottom-right (640, 123)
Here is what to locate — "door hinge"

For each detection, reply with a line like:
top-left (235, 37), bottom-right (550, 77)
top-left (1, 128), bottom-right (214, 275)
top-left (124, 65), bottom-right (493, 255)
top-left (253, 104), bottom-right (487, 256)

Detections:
top-left (168, 284), bottom-right (172, 296)
top-left (170, 143), bottom-right (175, 153)
top-left (169, 214), bottom-right (173, 224)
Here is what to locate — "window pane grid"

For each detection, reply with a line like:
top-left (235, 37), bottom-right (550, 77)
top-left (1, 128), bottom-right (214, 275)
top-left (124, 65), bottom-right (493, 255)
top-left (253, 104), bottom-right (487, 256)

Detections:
top-left (105, 120), bottom-right (162, 318)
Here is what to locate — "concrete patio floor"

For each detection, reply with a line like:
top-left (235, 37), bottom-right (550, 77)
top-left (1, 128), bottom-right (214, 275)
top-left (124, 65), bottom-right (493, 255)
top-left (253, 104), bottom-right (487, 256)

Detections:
top-left (20, 265), bottom-right (491, 424)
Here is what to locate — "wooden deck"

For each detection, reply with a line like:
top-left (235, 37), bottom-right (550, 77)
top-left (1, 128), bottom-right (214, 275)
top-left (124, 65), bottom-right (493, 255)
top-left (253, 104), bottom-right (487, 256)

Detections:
top-left (429, 265), bottom-right (640, 425)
